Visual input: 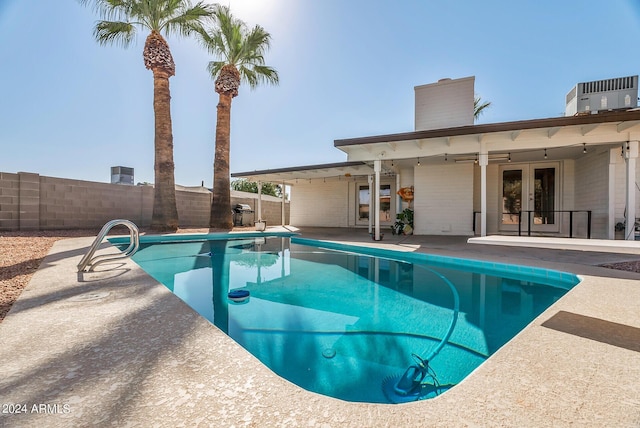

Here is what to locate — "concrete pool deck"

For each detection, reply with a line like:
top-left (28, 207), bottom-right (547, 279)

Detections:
top-left (1, 227), bottom-right (639, 427)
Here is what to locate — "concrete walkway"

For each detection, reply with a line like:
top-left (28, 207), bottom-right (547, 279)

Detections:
top-left (1, 228), bottom-right (639, 427)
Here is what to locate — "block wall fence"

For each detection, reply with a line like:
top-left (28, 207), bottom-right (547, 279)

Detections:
top-left (0, 172), bottom-right (289, 231)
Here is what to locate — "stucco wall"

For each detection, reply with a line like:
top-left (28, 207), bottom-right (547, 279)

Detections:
top-left (413, 163), bottom-right (474, 235)
top-left (0, 172), bottom-right (288, 231)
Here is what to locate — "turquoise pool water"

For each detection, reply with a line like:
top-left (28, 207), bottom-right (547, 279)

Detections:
top-left (117, 234), bottom-right (579, 404)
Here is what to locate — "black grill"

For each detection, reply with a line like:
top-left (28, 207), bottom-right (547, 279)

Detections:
top-left (233, 204), bottom-right (254, 226)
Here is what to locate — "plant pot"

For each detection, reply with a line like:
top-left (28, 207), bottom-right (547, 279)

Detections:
top-left (255, 221), bottom-right (267, 231)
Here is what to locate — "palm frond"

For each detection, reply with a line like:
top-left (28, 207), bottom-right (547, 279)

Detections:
top-left (251, 65), bottom-right (279, 86)
top-left (163, 2), bottom-right (213, 36)
top-left (81, 0), bottom-right (211, 41)
top-left (206, 60), bottom-right (226, 78)
top-left (94, 20), bottom-right (136, 47)
top-left (197, 4), bottom-right (278, 92)
top-left (82, 0), bottom-right (133, 22)
top-left (241, 25), bottom-right (271, 58)
top-left (474, 96), bottom-right (491, 121)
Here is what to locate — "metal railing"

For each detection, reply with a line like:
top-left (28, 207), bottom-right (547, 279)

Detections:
top-left (77, 219), bottom-right (140, 272)
top-left (517, 210), bottom-right (592, 238)
top-left (473, 210), bottom-right (593, 238)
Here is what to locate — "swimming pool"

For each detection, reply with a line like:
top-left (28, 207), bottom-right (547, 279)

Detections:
top-left (115, 234), bottom-right (580, 404)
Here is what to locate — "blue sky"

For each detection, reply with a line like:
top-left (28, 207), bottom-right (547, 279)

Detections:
top-left (2, 1), bottom-right (640, 186)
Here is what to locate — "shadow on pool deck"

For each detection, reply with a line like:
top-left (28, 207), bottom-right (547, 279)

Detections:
top-left (0, 228), bottom-right (639, 427)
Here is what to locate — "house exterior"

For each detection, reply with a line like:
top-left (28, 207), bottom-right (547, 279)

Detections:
top-left (233, 76), bottom-right (640, 240)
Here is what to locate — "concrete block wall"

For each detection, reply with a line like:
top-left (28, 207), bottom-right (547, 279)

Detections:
top-left (0, 172), bottom-right (289, 231)
top-left (230, 190), bottom-right (290, 227)
top-left (413, 163), bottom-right (474, 235)
top-left (38, 176), bottom-right (154, 229)
top-left (259, 198), bottom-right (287, 226)
top-left (0, 172), bottom-right (20, 230)
top-left (176, 189), bottom-right (210, 227)
top-left (18, 172), bottom-right (40, 230)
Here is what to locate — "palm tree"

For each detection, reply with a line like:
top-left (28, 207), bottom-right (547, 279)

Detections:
top-left (474, 96), bottom-right (491, 121)
top-left (197, 5), bottom-right (279, 229)
top-left (79, 0), bottom-right (212, 231)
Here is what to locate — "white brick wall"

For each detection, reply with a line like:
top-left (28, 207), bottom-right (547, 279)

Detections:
top-left (413, 163), bottom-right (474, 235)
top-left (290, 180), bottom-right (350, 227)
top-left (575, 151), bottom-right (610, 238)
top-left (612, 146), bottom-right (640, 233)
top-left (473, 164), bottom-right (500, 234)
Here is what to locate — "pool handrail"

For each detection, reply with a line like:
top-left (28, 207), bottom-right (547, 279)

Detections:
top-left (77, 219), bottom-right (140, 272)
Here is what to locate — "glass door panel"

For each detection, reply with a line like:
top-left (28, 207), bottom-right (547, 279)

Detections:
top-left (358, 185), bottom-right (370, 221)
top-left (357, 184), bottom-right (392, 224)
top-left (499, 164), bottom-right (559, 233)
top-left (379, 185), bottom-right (391, 222)
top-left (534, 168), bottom-right (555, 225)
top-left (502, 170), bottom-right (523, 226)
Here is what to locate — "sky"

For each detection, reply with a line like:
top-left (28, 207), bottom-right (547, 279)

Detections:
top-left (2, 1), bottom-right (640, 187)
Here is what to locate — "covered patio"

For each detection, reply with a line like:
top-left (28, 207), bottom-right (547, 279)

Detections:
top-left (234, 110), bottom-right (640, 241)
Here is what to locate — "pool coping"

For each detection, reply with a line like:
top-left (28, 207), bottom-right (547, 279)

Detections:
top-left (1, 229), bottom-right (639, 426)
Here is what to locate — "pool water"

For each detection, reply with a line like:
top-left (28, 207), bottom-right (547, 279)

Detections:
top-left (121, 235), bottom-right (579, 404)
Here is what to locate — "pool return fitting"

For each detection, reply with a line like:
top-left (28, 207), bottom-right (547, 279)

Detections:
top-left (77, 219), bottom-right (140, 272)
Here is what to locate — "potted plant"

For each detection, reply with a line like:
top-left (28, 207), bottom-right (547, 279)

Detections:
top-left (391, 208), bottom-right (414, 235)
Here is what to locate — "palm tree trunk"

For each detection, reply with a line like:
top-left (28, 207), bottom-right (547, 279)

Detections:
top-left (210, 92), bottom-right (233, 230)
top-left (150, 69), bottom-right (179, 232)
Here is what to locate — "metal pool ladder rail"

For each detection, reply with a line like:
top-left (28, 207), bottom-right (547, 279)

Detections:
top-left (77, 219), bottom-right (140, 272)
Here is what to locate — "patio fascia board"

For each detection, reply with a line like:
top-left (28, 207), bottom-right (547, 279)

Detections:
top-left (334, 109), bottom-right (640, 148)
top-left (231, 161), bottom-right (374, 182)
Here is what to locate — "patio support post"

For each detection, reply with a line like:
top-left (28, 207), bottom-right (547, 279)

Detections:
top-left (608, 149), bottom-right (617, 239)
top-left (479, 144), bottom-right (488, 237)
top-left (374, 160), bottom-right (381, 240)
top-left (281, 181), bottom-right (286, 226)
top-left (257, 181), bottom-right (262, 222)
top-left (367, 174), bottom-right (373, 235)
top-left (396, 172), bottom-right (401, 214)
top-left (625, 140), bottom-right (638, 240)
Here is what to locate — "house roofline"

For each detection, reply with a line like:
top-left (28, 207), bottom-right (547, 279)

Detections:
top-left (334, 109), bottom-right (640, 147)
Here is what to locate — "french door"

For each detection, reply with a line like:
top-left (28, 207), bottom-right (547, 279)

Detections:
top-left (499, 163), bottom-right (559, 233)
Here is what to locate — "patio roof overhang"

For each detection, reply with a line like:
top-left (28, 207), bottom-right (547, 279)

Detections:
top-left (231, 161), bottom-right (375, 184)
top-left (231, 110), bottom-right (640, 183)
top-left (335, 109), bottom-right (640, 166)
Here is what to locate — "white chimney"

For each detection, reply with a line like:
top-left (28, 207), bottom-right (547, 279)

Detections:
top-left (414, 76), bottom-right (475, 131)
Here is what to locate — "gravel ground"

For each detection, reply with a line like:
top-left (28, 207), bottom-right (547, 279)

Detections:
top-left (1, 228), bottom-right (638, 323)
top-left (0, 230), bottom-right (97, 322)
top-left (0, 227), bottom-right (216, 323)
